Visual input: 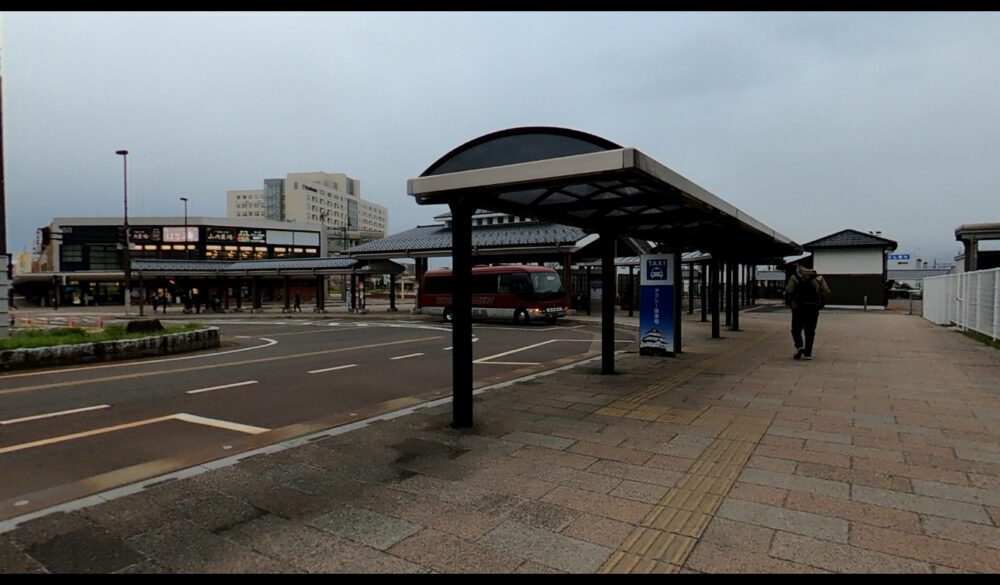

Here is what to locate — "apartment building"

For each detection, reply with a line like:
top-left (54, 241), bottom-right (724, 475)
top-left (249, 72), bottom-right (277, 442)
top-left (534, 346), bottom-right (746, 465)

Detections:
top-left (227, 172), bottom-right (388, 252)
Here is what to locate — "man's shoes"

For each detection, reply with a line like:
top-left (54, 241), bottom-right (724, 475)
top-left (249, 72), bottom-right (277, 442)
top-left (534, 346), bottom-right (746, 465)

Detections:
top-left (803, 354), bottom-right (812, 360)
top-left (794, 349), bottom-right (804, 360)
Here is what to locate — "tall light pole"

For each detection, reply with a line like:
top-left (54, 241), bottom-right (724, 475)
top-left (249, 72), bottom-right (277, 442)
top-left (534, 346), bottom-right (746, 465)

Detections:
top-left (115, 149), bottom-right (130, 315)
top-left (180, 196), bottom-right (189, 259)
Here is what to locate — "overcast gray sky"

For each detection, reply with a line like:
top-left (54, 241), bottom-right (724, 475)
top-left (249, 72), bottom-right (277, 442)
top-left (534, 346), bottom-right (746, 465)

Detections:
top-left (4, 11), bottom-right (998, 265)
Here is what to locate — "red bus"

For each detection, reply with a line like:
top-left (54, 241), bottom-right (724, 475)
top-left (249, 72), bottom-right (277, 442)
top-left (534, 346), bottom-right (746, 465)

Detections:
top-left (420, 265), bottom-right (568, 324)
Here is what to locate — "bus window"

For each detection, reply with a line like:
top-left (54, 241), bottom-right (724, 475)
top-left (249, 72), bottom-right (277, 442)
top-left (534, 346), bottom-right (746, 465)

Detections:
top-left (510, 272), bottom-right (531, 299)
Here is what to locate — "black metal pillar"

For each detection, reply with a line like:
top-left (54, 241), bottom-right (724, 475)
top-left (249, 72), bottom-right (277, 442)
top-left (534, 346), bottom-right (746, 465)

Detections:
top-left (730, 261), bottom-right (741, 331)
top-left (710, 257), bottom-right (720, 338)
top-left (389, 273), bottom-right (397, 311)
top-left (350, 273), bottom-right (357, 312)
top-left (450, 197), bottom-right (474, 427)
top-left (252, 276), bottom-right (261, 312)
top-left (316, 276), bottom-right (325, 312)
top-left (687, 258), bottom-right (695, 315)
top-left (283, 276), bottom-right (290, 312)
top-left (601, 232), bottom-right (616, 375)
top-left (700, 260), bottom-right (708, 322)
top-left (585, 265), bottom-right (592, 316)
top-left (673, 251), bottom-right (682, 354)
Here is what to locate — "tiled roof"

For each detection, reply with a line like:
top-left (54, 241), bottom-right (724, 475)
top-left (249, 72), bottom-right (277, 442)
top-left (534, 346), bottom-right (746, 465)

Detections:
top-left (803, 229), bottom-right (898, 250)
top-left (346, 222), bottom-right (588, 256)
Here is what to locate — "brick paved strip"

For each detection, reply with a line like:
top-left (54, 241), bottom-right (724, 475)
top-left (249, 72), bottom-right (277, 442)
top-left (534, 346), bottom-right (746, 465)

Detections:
top-left (766, 426), bottom-right (852, 445)
top-left (684, 540), bottom-right (823, 573)
top-left (502, 431), bottom-right (576, 450)
top-left (770, 531), bottom-right (934, 573)
top-left (737, 468), bottom-right (849, 499)
top-left (850, 523), bottom-right (1000, 573)
top-left (784, 491), bottom-right (922, 533)
top-left (920, 515), bottom-right (1000, 550)
top-left (911, 478), bottom-right (1000, 507)
top-left (714, 499), bottom-right (849, 543)
top-left (850, 484), bottom-right (992, 524)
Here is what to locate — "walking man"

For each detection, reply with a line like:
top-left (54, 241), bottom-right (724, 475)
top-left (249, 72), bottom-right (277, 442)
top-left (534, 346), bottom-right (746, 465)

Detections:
top-left (786, 264), bottom-right (831, 361)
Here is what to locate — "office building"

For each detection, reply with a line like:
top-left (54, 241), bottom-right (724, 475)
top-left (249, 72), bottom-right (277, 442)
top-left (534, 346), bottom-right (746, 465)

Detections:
top-left (227, 171), bottom-right (387, 252)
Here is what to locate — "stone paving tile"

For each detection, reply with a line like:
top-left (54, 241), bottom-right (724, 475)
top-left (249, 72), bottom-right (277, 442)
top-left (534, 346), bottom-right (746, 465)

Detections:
top-left (727, 482), bottom-right (787, 507)
top-left (561, 513), bottom-right (635, 550)
top-left (644, 453), bottom-right (696, 474)
top-left (684, 540), bottom-right (824, 574)
top-left (510, 444), bottom-right (597, 470)
top-left (567, 439), bottom-right (654, 466)
top-left (737, 468), bottom-right (850, 499)
top-left (126, 517), bottom-right (296, 574)
top-left (784, 491), bottom-right (922, 532)
top-left (223, 513), bottom-right (426, 573)
top-left (795, 460), bottom-right (913, 492)
top-left (851, 484), bottom-right (992, 524)
top-left (803, 440), bottom-right (907, 463)
top-left (479, 519), bottom-right (613, 573)
top-left (745, 454), bottom-right (799, 474)
top-left (714, 499), bottom-right (849, 543)
top-left (345, 484), bottom-right (508, 542)
top-left (541, 486), bottom-right (653, 525)
top-left (388, 527), bottom-right (524, 573)
top-left (954, 447), bottom-right (1000, 465)
top-left (753, 444), bottom-right (852, 469)
top-left (849, 523), bottom-right (1000, 573)
top-left (609, 480), bottom-right (671, 505)
top-left (503, 498), bottom-right (579, 533)
top-left (308, 505), bottom-right (423, 551)
top-left (502, 431), bottom-right (576, 450)
top-left (770, 530), bottom-right (934, 573)
top-left (766, 426), bottom-right (852, 445)
top-left (587, 459), bottom-right (684, 488)
top-left (700, 516), bottom-right (776, 554)
top-left (851, 457), bottom-right (971, 486)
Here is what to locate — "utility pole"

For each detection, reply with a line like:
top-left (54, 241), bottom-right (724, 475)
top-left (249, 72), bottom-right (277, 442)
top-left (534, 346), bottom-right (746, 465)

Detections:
top-left (0, 16), bottom-right (10, 337)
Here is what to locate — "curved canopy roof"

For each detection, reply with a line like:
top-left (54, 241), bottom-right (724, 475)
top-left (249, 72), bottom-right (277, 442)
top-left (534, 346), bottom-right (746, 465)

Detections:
top-left (408, 126), bottom-right (801, 260)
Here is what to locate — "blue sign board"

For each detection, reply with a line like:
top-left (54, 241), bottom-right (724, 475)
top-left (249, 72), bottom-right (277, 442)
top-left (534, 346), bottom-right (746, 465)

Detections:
top-left (887, 254), bottom-right (910, 260)
top-left (639, 254), bottom-right (675, 356)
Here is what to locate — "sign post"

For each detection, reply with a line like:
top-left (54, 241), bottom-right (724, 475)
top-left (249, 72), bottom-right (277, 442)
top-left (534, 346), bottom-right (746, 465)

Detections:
top-left (639, 253), bottom-right (676, 356)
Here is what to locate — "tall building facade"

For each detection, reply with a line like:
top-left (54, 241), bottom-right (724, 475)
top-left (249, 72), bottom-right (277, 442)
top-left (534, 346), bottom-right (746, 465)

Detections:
top-left (227, 172), bottom-right (388, 252)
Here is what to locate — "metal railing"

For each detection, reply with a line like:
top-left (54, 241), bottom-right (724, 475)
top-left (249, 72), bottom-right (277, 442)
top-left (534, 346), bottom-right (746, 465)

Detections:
top-left (923, 268), bottom-right (999, 341)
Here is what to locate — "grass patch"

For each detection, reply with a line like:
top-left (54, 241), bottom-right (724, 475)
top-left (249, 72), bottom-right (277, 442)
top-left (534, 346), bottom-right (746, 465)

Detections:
top-left (962, 329), bottom-right (1000, 351)
top-left (0, 323), bottom-right (207, 350)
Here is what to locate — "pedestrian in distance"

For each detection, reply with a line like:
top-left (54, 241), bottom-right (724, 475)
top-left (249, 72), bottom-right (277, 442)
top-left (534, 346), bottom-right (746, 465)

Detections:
top-left (785, 264), bottom-right (831, 361)
top-left (294, 292), bottom-right (301, 312)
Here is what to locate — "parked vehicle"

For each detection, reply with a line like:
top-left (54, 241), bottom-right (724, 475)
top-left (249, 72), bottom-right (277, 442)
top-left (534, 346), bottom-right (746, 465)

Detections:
top-left (420, 265), bottom-right (567, 324)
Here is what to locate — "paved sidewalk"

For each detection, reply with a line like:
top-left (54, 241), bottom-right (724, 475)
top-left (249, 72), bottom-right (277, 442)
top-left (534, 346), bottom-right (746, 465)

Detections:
top-left (2, 304), bottom-right (999, 573)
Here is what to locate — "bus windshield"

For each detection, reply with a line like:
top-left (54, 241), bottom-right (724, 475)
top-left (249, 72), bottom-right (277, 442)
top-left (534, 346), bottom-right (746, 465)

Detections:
top-left (531, 272), bottom-right (564, 300)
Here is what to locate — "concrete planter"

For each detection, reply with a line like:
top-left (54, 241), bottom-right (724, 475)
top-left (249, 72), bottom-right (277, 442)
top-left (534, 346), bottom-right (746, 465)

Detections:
top-left (0, 327), bottom-right (220, 372)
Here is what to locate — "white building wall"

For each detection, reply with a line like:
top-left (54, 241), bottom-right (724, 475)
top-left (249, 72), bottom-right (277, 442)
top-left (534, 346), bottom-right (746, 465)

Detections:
top-left (815, 248), bottom-right (883, 275)
top-left (227, 189), bottom-right (266, 219)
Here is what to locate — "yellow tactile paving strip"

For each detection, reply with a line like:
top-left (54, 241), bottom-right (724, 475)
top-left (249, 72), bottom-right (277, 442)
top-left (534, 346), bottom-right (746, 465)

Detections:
top-left (597, 332), bottom-right (777, 573)
top-left (601, 415), bottom-right (771, 573)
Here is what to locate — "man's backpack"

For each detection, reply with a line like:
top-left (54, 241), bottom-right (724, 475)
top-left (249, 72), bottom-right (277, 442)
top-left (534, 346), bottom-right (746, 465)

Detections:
top-left (795, 273), bottom-right (821, 307)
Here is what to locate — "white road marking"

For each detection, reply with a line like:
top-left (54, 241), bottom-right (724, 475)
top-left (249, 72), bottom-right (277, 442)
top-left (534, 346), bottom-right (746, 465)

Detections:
top-left (390, 353), bottom-right (424, 360)
top-left (186, 380), bottom-right (258, 395)
top-left (0, 413), bottom-right (268, 455)
top-left (1, 404), bottom-right (111, 425)
top-left (308, 364), bottom-right (358, 374)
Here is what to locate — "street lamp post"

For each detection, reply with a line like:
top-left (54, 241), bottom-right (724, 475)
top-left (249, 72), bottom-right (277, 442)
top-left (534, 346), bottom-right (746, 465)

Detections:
top-left (180, 196), bottom-right (189, 259)
top-left (115, 149), bottom-right (130, 315)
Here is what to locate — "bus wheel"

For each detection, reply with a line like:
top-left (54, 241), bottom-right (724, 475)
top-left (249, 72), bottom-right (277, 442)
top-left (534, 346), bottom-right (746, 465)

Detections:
top-left (443, 308), bottom-right (453, 323)
top-left (514, 308), bottom-right (529, 324)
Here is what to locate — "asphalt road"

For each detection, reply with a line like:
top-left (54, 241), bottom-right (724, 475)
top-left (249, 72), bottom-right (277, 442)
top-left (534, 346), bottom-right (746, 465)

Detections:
top-left (0, 317), bottom-right (635, 521)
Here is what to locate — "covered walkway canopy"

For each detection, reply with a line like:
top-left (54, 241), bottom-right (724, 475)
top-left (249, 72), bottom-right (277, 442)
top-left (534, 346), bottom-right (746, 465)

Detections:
top-left (406, 126), bottom-right (801, 427)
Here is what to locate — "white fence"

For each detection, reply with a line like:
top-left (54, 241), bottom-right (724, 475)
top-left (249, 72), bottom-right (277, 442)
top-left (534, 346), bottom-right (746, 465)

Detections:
top-left (923, 268), bottom-right (999, 340)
